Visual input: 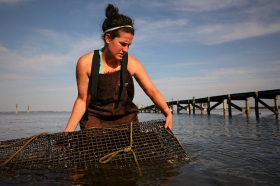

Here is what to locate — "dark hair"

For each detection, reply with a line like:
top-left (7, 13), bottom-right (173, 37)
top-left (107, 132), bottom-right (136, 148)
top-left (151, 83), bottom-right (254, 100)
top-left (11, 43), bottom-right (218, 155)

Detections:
top-left (102, 4), bottom-right (134, 41)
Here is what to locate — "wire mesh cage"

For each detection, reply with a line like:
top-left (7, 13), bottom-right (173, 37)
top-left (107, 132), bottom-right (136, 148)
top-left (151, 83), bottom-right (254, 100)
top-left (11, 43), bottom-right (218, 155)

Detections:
top-left (0, 120), bottom-right (189, 184)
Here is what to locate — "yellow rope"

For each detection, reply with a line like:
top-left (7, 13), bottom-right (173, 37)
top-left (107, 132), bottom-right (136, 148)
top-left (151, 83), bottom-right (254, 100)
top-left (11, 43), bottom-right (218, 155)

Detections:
top-left (99, 122), bottom-right (141, 171)
top-left (0, 132), bottom-right (48, 166)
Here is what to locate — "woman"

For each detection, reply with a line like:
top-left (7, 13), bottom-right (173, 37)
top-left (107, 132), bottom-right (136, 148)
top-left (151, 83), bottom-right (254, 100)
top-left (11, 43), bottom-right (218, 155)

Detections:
top-left (64, 4), bottom-right (172, 132)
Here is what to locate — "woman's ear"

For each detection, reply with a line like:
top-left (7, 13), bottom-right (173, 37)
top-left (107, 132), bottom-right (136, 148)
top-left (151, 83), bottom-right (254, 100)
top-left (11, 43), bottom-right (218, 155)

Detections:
top-left (104, 34), bottom-right (111, 44)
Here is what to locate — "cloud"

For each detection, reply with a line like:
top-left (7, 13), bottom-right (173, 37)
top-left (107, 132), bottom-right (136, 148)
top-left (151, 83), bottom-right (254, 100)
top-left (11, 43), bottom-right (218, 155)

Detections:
top-left (193, 22), bottom-right (280, 45)
top-left (86, 2), bottom-right (108, 11)
top-left (26, 85), bottom-right (77, 92)
top-left (134, 18), bottom-right (188, 42)
top-left (33, 29), bottom-right (70, 41)
top-left (131, 1), bottom-right (280, 45)
top-left (132, 0), bottom-right (246, 12)
top-left (158, 75), bottom-right (276, 99)
top-left (0, 73), bottom-right (31, 80)
top-left (243, 1), bottom-right (280, 21)
top-left (0, 45), bottom-right (71, 73)
top-left (0, 29), bottom-right (102, 76)
top-left (134, 18), bottom-right (280, 45)
top-left (0, 0), bottom-right (31, 4)
top-left (134, 65), bottom-right (280, 105)
top-left (173, 62), bottom-right (209, 67)
top-left (168, 0), bottom-right (246, 12)
top-left (0, 45), bottom-right (8, 52)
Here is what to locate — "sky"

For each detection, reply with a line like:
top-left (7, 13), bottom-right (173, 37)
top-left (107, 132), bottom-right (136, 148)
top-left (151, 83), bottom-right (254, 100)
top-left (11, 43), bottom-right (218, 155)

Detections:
top-left (0, 0), bottom-right (280, 112)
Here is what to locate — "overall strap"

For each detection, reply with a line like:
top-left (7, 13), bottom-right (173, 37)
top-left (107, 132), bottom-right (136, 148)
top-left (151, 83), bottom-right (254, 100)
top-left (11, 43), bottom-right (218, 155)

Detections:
top-left (119, 53), bottom-right (128, 101)
top-left (90, 50), bottom-right (100, 104)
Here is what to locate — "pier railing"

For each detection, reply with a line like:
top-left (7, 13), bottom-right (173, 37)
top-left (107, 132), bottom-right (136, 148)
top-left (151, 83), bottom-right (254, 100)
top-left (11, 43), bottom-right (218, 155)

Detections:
top-left (138, 89), bottom-right (280, 119)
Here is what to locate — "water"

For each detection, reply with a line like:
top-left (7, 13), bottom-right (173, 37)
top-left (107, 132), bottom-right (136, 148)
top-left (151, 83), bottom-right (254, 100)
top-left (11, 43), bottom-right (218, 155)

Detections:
top-left (0, 110), bottom-right (279, 185)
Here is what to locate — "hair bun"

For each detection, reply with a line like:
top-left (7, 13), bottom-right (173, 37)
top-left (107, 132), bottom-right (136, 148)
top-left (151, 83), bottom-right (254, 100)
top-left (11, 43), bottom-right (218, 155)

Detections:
top-left (105, 4), bottom-right (119, 18)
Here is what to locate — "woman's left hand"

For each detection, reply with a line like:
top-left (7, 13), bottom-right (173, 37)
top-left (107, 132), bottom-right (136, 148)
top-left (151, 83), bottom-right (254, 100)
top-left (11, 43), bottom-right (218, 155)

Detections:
top-left (164, 114), bottom-right (173, 130)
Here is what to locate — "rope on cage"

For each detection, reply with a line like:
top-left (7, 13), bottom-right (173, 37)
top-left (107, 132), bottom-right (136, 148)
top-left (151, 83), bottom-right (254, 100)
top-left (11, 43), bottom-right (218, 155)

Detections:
top-left (99, 122), bottom-right (142, 173)
top-left (0, 132), bottom-right (48, 166)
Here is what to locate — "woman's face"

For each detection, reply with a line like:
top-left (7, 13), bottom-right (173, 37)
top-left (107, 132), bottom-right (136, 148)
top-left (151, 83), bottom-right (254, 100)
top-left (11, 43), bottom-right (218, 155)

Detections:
top-left (105, 31), bottom-right (134, 61)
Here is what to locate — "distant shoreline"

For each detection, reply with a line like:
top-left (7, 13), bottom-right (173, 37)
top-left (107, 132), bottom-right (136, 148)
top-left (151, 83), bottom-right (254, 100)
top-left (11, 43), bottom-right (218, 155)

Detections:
top-left (1, 106), bottom-right (278, 113)
top-left (0, 111), bottom-right (72, 113)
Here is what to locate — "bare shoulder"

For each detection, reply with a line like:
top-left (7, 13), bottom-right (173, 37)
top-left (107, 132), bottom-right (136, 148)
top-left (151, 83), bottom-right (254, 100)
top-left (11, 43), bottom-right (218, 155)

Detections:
top-left (127, 54), bottom-right (146, 76)
top-left (77, 51), bottom-right (93, 66)
top-left (127, 54), bottom-right (154, 92)
top-left (76, 51), bottom-right (94, 76)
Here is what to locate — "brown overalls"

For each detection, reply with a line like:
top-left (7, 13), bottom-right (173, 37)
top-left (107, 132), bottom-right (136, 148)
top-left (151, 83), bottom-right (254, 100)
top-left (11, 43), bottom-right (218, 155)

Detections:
top-left (79, 50), bottom-right (139, 129)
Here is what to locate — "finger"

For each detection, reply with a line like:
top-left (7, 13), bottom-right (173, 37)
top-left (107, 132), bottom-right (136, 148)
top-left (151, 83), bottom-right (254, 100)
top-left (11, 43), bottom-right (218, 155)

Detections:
top-left (169, 124), bottom-right (172, 130)
top-left (164, 123), bottom-right (172, 130)
top-left (168, 122), bottom-right (172, 130)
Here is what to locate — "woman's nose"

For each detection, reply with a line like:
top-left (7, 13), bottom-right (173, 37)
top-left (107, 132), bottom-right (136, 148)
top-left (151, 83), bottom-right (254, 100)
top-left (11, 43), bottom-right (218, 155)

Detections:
top-left (122, 45), bottom-right (129, 53)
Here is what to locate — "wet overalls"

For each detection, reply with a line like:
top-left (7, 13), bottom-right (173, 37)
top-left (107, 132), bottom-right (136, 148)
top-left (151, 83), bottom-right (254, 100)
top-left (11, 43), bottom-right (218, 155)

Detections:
top-left (79, 50), bottom-right (139, 129)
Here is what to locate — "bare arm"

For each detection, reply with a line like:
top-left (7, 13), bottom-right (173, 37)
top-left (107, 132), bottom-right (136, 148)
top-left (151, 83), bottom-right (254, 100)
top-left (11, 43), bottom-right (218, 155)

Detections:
top-left (128, 55), bottom-right (173, 130)
top-left (64, 54), bottom-right (91, 132)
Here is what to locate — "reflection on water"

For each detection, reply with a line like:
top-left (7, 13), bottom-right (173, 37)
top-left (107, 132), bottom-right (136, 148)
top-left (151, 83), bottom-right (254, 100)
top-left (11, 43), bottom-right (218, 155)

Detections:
top-left (0, 111), bottom-right (280, 185)
top-left (0, 161), bottom-right (185, 186)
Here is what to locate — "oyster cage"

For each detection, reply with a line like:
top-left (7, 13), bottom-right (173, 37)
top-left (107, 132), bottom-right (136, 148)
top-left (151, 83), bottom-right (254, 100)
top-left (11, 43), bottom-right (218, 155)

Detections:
top-left (0, 120), bottom-right (189, 169)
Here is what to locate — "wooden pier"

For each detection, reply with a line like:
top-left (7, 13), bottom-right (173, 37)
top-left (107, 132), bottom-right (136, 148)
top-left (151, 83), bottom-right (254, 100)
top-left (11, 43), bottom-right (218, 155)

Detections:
top-left (138, 89), bottom-right (280, 119)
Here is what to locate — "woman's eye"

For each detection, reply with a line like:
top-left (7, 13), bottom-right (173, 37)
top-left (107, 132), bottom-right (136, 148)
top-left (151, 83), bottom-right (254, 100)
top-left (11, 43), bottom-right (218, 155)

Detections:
top-left (120, 42), bottom-right (131, 47)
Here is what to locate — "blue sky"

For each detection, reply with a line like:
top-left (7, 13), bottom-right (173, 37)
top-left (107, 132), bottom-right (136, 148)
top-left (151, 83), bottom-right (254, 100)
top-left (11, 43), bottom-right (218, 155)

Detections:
top-left (0, 0), bottom-right (280, 111)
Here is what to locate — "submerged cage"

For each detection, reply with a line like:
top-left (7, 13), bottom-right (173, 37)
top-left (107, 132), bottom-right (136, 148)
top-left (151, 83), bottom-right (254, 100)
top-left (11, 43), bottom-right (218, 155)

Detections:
top-left (0, 120), bottom-right (189, 183)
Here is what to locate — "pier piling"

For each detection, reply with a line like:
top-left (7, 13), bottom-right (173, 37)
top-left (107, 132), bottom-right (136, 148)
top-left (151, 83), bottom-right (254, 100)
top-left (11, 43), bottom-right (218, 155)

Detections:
top-left (275, 95), bottom-right (279, 114)
top-left (223, 99), bottom-right (227, 116)
top-left (193, 97), bottom-right (195, 114)
top-left (245, 98), bottom-right (250, 114)
top-left (255, 92), bottom-right (259, 119)
top-left (207, 97), bottom-right (210, 115)
top-left (16, 103), bottom-right (18, 115)
top-left (200, 103), bottom-right (204, 115)
top-left (228, 95), bottom-right (232, 117)
top-left (188, 101), bottom-right (192, 114)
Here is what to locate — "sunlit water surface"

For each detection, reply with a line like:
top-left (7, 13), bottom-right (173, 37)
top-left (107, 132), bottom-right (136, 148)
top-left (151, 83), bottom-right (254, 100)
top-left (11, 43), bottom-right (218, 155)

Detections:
top-left (0, 110), bottom-right (279, 185)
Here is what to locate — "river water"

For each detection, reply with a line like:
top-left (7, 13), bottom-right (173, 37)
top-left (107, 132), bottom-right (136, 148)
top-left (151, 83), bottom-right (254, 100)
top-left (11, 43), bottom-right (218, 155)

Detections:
top-left (0, 110), bottom-right (279, 185)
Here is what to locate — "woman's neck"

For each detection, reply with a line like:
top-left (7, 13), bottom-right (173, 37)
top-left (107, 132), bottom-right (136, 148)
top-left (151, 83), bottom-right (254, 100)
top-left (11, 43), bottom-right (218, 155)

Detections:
top-left (102, 48), bottom-right (121, 69)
